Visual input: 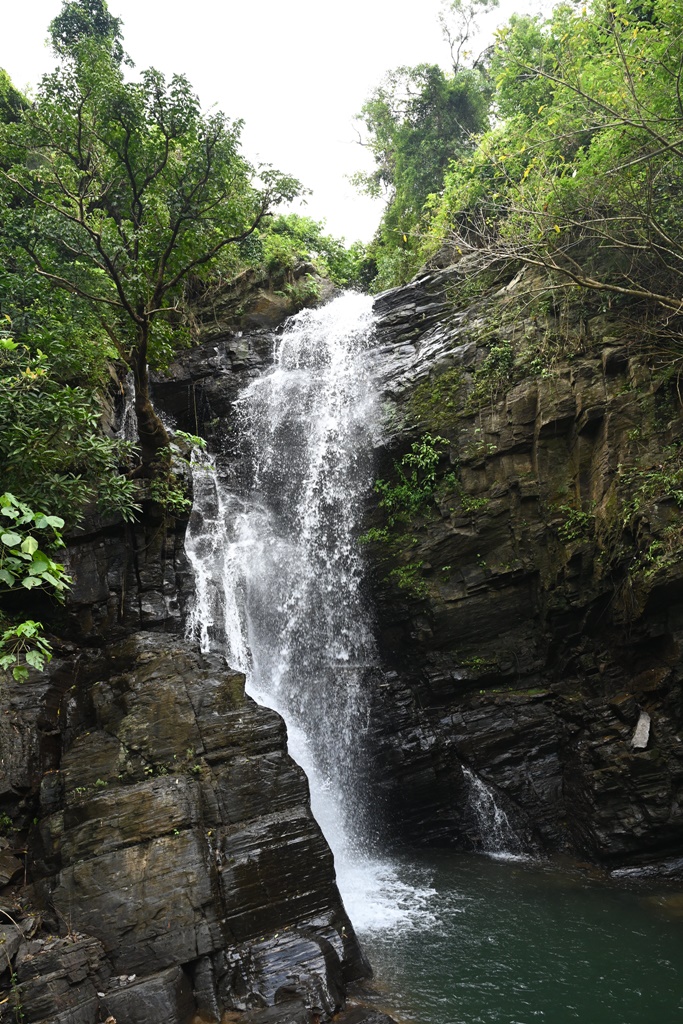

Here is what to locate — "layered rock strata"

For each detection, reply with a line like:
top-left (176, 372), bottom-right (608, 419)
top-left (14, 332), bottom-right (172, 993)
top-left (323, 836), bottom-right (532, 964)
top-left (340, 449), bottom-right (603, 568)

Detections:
top-left (364, 268), bottom-right (683, 869)
top-left (1, 632), bottom-right (370, 1023)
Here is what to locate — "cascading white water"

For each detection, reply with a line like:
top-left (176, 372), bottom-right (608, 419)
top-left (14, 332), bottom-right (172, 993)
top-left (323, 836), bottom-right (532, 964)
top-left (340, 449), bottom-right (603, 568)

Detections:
top-left (462, 767), bottom-right (525, 860)
top-left (186, 292), bottom-right (436, 930)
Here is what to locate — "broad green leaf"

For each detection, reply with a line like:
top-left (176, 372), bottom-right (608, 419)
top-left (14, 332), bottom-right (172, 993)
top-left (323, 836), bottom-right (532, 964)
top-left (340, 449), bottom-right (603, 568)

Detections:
top-left (1, 532), bottom-right (22, 547)
top-left (21, 536), bottom-right (39, 555)
top-left (0, 569), bottom-right (16, 586)
top-left (43, 515), bottom-right (65, 528)
top-left (12, 665), bottom-right (29, 682)
top-left (25, 650), bottom-right (47, 670)
top-left (40, 571), bottom-right (63, 588)
top-left (28, 558), bottom-right (50, 575)
top-left (22, 577), bottom-right (42, 589)
top-left (15, 621), bottom-right (40, 637)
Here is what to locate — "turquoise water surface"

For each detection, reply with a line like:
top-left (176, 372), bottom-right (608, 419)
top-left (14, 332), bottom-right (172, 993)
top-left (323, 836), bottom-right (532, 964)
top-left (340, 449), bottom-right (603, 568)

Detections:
top-left (356, 852), bottom-right (683, 1024)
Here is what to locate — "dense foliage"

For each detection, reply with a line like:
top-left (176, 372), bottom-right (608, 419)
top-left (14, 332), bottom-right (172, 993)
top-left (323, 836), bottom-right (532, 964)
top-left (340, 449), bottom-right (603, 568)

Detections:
top-left (0, 0), bottom-right (363, 519)
top-left (357, 0), bottom-right (683, 309)
top-left (0, 0), bottom-right (364, 676)
top-left (354, 62), bottom-right (492, 289)
top-left (248, 213), bottom-right (372, 289)
top-left (432, 0), bottom-right (683, 317)
top-left (1, 1), bottom-right (303, 468)
top-left (354, 0), bottom-right (497, 289)
top-left (0, 492), bottom-right (72, 681)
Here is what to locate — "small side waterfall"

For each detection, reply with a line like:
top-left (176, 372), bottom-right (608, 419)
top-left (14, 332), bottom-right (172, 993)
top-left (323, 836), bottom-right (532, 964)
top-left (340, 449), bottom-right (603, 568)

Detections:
top-left (462, 767), bottom-right (525, 859)
top-left (186, 294), bottom-right (435, 928)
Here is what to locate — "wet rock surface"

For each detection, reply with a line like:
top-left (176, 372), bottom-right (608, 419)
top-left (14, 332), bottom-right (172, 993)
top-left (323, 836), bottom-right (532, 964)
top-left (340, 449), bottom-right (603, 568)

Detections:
top-left (364, 268), bottom-right (683, 869)
top-left (151, 264), bottom-right (336, 441)
top-left (2, 635), bottom-right (367, 1023)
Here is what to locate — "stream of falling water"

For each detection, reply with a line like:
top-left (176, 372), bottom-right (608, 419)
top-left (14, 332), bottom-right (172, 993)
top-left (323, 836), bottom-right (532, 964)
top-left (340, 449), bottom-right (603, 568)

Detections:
top-left (185, 292), bottom-right (436, 932)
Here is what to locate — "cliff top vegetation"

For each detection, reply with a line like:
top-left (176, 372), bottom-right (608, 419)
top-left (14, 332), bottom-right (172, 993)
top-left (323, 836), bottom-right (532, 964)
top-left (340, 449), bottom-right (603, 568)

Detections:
top-left (357, 0), bottom-right (683, 331)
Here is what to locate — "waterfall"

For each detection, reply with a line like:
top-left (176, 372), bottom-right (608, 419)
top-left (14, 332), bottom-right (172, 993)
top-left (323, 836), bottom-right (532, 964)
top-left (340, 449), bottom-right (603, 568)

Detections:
top-left (462, 767), bottom-right (525, 860)
top-left (186, 293), bottom-right (435, 929)
top-left (118, 372), bottom-right (138, 442)
top-left (184, 292), bottom-right (438, 933)
top-left (186, 291), bottom-right (378, 803)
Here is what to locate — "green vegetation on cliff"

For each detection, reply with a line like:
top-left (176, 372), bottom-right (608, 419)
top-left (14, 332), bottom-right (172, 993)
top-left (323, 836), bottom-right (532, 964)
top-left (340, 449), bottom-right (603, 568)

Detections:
top-left (358, 0), bottom-right (683, 314)
top-left (354, 0), bottom-right (496, 290)
top-left (0, 1), bottom-right (364, 521)
top-left (1, 0), bottom-right (301, 471)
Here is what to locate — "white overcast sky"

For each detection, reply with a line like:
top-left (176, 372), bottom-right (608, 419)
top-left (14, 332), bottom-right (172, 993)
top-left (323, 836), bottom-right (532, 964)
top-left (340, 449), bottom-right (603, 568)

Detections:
top-left (2, 0), bottom-right (547, 242)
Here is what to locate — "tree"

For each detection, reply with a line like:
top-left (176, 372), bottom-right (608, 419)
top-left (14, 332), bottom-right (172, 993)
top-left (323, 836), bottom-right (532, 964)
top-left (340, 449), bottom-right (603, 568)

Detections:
top-left (256, 213), bottom-right (370, 288)
top-left (436, 0), bottom-right (683, 317)
top-left (352, 0), bottom-right (497, 290)
top-left (0, 70), bottom-right (27, 126)
top-left (0, 0), bottom-right (301, 469)
top-left (49, 0), bottom-right (125, 62)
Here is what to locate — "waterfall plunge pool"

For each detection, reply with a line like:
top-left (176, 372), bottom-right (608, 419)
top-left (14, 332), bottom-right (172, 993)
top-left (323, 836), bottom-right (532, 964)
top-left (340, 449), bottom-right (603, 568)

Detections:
top-left (350, 850), bottom-right (683, 1024)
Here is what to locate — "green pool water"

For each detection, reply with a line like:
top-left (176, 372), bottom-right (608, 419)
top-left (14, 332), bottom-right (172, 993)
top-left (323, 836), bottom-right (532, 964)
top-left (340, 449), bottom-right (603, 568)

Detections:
top-left (355, 852), bottom-right (683, 1024)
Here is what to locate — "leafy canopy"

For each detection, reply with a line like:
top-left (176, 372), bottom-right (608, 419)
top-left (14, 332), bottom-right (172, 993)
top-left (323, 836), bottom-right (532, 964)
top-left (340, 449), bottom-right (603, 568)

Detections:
top-left (427, 0), bottom-right (683, 316)
top-left (353, 0), bottom-right (497, 289)
top-left (1, 0), bottom-right (302, 465)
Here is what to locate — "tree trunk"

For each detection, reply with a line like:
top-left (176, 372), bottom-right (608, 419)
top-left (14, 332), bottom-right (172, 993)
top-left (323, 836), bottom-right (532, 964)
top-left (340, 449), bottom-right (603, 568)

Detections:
top-left (132, 333), bottom-right (170, 470)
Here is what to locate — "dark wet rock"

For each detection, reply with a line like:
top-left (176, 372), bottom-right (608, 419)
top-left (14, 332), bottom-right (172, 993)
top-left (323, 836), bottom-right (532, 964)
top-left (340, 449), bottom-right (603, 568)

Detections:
top-left (62, 513), bottom-right (191, 641)
top-left (10, 933), bottom-right (111, 1024)
top-left (152, 264), bottom-right (335, 440)
top-left (102, 966), bottom-right (195, 1024)
top-left (10, 633), bottom-right (367, 1023)
top-left (0, 851), bottom-right (23, 887)
top-left (363, 267), bottom-right (683, 870)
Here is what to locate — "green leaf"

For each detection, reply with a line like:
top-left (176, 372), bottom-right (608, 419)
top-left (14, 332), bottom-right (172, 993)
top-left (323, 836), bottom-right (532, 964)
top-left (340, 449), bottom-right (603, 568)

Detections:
top-left (28, 558), bottom-right (50, 575)
top-left (43, 515), bottom-right (65, 529)
top-left (21, 536), bottom-right (39, 555)
top-left (22, 577), bottom-right (42, 589)
top-left (0, 569), bottom-right (16, 586)
top-left (14, 621), bottom-right (41, 637)
top-left (0, 654), bottom-right (16, 670)
top-left (40, 571), bottom-right (63, 588)
top-left (34, 514), bottom-right (66, 529)
top-left (1, 532), bottom-right (22, 547)
top-left (25, 650), bottom-right (47, 670)
top-left (12, 665), bottom-right (29, 682)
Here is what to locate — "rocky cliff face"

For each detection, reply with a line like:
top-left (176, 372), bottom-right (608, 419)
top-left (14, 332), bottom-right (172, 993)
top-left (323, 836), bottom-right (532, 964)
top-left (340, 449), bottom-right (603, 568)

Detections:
top-left (362, 267), bottom-right (683, 871)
